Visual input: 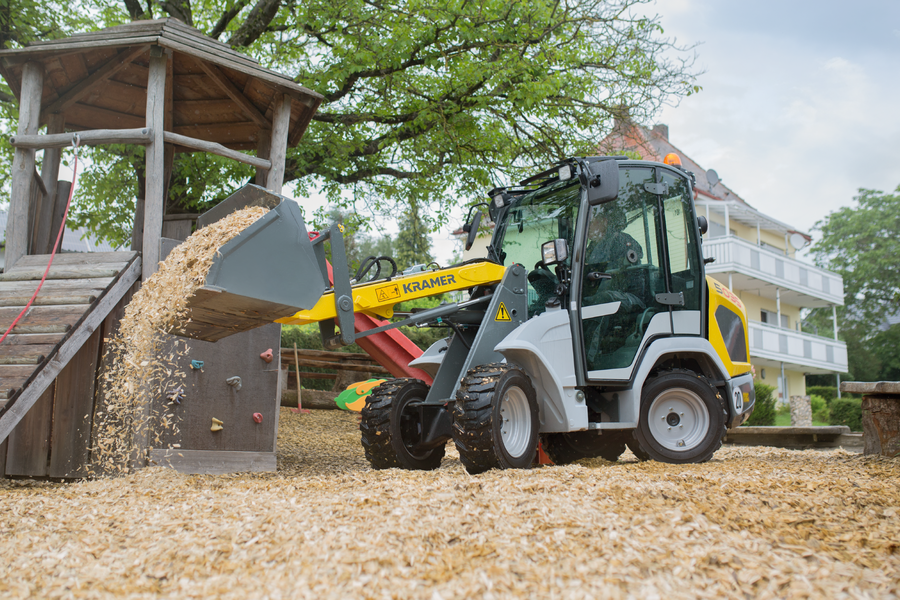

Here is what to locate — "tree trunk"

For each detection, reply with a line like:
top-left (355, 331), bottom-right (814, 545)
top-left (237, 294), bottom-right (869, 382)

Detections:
top-left (862, 395), bottom-right (900, 457)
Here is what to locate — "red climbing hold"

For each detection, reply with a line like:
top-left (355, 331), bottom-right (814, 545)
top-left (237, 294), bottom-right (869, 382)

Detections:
top-left (259, 349), bottom-right (274, 363)
top-left (253, 413), bottom-right (263, 423)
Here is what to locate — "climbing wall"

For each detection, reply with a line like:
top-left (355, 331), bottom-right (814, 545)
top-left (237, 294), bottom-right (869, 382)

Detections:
top-left (145, 239), bottom-right (281, 475)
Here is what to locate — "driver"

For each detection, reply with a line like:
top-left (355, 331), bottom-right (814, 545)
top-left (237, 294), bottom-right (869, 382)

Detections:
top-left (583, 204), bottom-right (645, 312)
top-left (585, 204), bottom-right (643, 270)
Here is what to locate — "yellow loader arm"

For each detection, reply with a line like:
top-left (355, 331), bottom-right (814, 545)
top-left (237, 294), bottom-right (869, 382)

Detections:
top-left (278, 261), bottom-right (508, 326)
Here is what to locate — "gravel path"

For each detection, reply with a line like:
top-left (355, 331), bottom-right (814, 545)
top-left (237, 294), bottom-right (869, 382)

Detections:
top-left (1, 409), bottom-right (898, 599)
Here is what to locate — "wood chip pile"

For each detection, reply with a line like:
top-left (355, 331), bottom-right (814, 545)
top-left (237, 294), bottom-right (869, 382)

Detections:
top-left (90, 207), bottom-right (269, 475)
top-left (2, 408), bottom-right (898, 598)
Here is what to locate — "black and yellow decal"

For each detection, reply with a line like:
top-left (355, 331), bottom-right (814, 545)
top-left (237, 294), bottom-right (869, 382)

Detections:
top-left (376, 284), bottom-right (401, 302)
top-left (495, 302), bottom-right (511, 322)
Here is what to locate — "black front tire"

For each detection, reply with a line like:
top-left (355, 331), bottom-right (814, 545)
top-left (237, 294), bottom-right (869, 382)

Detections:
top-left (542, 430), bottom-right (627, 465)
top-left (453, 363), bottom-right (539, 474)
top-left (634, 369), bottom-right (726, 464)
top-left (360, 378), bottom-right (445, 470)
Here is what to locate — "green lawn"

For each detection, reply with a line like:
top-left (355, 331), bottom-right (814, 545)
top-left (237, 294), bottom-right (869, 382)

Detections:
top-left (774, 413), bottom-right (830, 427)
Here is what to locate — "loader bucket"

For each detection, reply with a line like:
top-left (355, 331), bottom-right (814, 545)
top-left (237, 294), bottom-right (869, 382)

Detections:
top-left (169, 185), bottom-right (329, 342)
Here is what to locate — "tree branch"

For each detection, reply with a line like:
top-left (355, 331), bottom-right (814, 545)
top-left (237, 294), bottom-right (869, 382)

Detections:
top-left (159, 0), bottom-right (193, 26)
top-left (123, 0), bottom-right (145, 20)
top-left (228, 0), bottom-right (281, 47)
top-left (209, 0), bottom-right (249, 39)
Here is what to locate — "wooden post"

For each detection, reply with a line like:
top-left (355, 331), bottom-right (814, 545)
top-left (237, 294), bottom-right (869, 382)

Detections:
top-left (841, 381), bottom-right (900, 457)
top-left (6, 61), bottom-right (44, 270)
top-left (142, 47), bottom-right (168, 281)
top-left (255, 128), bottom-right (271, 186)
top-left (34, 113), bottom-right (66, 254)
top-left (265, 94), bottom-right (291, 194)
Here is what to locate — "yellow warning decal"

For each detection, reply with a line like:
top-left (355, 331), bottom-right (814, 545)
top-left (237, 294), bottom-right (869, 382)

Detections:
top-left (495, 302), bottom-right (511, 322)
top-left (375, 284), bottom-right (401, 302)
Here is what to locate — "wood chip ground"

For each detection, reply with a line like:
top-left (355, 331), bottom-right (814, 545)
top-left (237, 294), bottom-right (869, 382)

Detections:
top-left (1, 409), bottom-right (898, 599)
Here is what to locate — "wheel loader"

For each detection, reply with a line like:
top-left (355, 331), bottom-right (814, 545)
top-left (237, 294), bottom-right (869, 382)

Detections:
top-left (174, 156), bottom-right (755, 473)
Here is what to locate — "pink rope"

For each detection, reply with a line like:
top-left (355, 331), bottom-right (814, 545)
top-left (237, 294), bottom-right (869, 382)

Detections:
top-left (0, 139), bottom-right (80, 345)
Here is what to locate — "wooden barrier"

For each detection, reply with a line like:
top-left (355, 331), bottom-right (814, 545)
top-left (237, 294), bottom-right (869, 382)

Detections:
top-left (279, 348), bottom-right (390, 409)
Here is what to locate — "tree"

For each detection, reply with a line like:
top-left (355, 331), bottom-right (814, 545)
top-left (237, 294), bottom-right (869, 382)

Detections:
top-left (0, 0), bottom-right (699, 244)
top-left (807, 186), bottom-right (900, 381)
top-left (394, 197), bottom-right (433, 270)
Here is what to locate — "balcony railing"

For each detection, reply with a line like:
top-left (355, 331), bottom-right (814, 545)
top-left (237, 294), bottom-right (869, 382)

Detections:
top-left (748, 320), bottom-right (848, 373)
top-left (702, 235), bottom-right (843, 306)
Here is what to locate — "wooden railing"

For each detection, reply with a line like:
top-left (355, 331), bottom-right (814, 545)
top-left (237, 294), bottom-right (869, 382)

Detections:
top-left (280, 348), bottom-right (389, 382)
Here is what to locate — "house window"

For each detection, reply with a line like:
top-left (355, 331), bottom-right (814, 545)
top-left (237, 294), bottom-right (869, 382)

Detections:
top-left (761, 309), bottom-right (788, 328)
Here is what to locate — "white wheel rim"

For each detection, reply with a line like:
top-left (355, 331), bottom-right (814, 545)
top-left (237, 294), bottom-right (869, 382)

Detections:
top-left (647, 388), bottom-right (710, 452)
top-left (499, 386), bottom-right (531, 458)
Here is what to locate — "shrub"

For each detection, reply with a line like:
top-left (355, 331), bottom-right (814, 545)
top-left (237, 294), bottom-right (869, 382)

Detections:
top-left (744, 382), bottom-right (776, 426)
top-left (829, 397), bottom-right (863, 432)
top-left (807, 385), bottom-right (838, 405)
top-left (810, 394), bottom-right (830, 424)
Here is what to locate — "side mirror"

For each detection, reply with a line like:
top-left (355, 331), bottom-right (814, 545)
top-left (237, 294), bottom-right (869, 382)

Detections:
top-left (464, 211), bottom-right (482, 251)
top-left (586, 159), bottom-right (619, 205)
top-left (541, 239), bottom-right (568, 266)
top-left (697, 215), bottom-right (709, 235)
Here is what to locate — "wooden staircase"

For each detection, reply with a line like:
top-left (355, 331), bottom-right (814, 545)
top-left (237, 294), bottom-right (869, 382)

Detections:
top-left (0, 251), bottom-right (141, 456)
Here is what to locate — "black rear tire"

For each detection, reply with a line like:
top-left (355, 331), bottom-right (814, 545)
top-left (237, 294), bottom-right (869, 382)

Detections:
top-left (634, 369), bottom-right (726, 464)
top-left (626, 432), bottom-right (651, 461)
top-left (542, 430), bottom-right (627, 465)
top-left (360, 378), bottom-right (445, 470)
top-left (453, 363), bottom-right (539, 474)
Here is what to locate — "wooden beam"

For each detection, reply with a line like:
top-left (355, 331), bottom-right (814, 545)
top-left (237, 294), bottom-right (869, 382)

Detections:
top-left (163, 131), bottom-right (272, 169)
top-left (142, 48), bottom-right (168, 281)
top-left (266, 94), bottom-right (291, 194)
top-left (147, 449), bottom-right (276, 475)
top-left (6, 61), bottom-right (44, 271)
top-left (10, 127), bottom-right (152, 149)
top-left (41, 45), bottom-right (149, 119)
top-left (163, 51), bottom-right (175, 206)
top-left (194, 58), bottom-right (269, 128)
top-left (35, 114), bottom-right (65, 255)
top-left (255, 128), bottom-right (271, 185)
top-left (48, 328), bottom-right (102, 478)
top-left (0, 257), bottom-right (141, 445)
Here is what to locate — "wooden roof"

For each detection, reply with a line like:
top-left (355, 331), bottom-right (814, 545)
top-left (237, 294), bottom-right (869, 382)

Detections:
top-left (0, 18), bottom-right (323, 149)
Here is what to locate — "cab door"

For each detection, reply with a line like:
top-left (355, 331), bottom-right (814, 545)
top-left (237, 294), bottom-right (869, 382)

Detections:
top-left (577, 165), bottom-right (703, 382)
top-left (578, 166), bottom-right (671, 381)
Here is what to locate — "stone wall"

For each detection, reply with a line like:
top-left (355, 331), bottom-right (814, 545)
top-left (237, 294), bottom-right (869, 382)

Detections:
top-left (790, 395), bottom-right (812, 427)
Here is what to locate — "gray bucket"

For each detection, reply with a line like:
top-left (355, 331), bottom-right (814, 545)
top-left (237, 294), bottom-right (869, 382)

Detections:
top-left (170, 185), bottom-right (329, 342)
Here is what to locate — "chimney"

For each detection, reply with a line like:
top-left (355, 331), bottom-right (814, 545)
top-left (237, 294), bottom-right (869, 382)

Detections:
top-left (652, 124), bottom-right (669, 140)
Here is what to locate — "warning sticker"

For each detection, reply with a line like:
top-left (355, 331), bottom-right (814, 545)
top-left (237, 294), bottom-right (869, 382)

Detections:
top-left (495, 302), bottom-right (511, 322)
top-left (376, 284), bottom-right (401, 303)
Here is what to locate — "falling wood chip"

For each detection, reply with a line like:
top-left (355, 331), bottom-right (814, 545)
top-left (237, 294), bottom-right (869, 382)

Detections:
top-left (89, 207), bottom-right (269, 476)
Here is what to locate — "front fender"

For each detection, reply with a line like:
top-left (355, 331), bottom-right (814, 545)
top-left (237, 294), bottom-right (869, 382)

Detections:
top-left (494, 308), bottom-right (587, 433)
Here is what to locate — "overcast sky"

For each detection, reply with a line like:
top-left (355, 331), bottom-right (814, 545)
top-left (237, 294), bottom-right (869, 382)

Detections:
top-left (431, 0), bottom-right (900, 262)
top-left (654, 0), bottom-right (900, 236)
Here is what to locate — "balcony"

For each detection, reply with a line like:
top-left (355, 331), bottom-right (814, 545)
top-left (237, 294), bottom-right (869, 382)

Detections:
top-left (702, 235), bottom-right (844, 308)
top-left (748, 320), bottom-right (848, 374)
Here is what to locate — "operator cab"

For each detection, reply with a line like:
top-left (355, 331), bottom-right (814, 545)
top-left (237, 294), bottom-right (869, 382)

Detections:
top-left (489, 158), bottom-right (705, 383)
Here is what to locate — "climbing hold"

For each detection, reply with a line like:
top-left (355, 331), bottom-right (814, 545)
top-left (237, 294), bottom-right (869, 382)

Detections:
top-left (191, 360), bottom-right (204, 370)
top-left (166, 386), bottom-right (185, 405)
top-left (211, 417), bottom-right (224, 432)
top-left (259, 349), bottom-right (274, 363)
top-left (226, 376), bottom-right (242, 391)
top-left (252, 413), bottom-right (263, 424)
